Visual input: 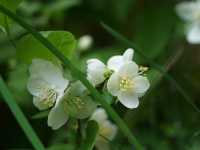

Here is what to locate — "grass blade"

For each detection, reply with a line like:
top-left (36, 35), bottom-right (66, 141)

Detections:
top-left (0, 76), bottom-right (45, 150)
top-left (0, 4), bottom-right (144, 149)
top-left (101, 22), bottom-right (200, 114)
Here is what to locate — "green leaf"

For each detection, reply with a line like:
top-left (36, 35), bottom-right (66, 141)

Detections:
top-left (133, 2), bottom-right (176, 63)
top-left (0, 76), bottom-right (45, 150)
top-left (16, 31), bottom-right (76, 63)
top-left (7, 63), bottom-right (31, 107)
top-left (82, 120), bottom-right (99, 150)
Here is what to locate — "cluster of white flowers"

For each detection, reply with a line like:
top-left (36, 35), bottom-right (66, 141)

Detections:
top-left (176, 0), bottom-right (200, 44)
top-left (27, 59), bottom-right (96, 129)
top-left (27, 48), bottom-right (150, 148)
top-left (87, 48), bottom-right (150, 109)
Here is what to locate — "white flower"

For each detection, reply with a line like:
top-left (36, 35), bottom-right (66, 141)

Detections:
top-left (27, 59), bottom-right (69, 129)
top-left (27, 59), bottom-right (69, 110)
top-left (48, 81), bottom-right (97, 129)
top-left (91, 108), bottom-right (117, 150)
top-left (107, 62), bottom-right (150, 109)
top-left (77, 35), bottom-right (93, 51)
top-left (86, 48), bottom-right (134, 86)
top-left (176, 0), bottom-right (200, 44)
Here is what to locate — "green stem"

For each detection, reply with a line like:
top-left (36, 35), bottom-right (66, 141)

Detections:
top-left (0, 4), bottom-right (143, 150)
top-left (0, 76), bottom-right (45, 150)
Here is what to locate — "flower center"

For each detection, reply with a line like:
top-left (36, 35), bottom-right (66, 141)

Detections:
top-left (119, 77), bottom-right (133, 91)
top-left (63, 96), bottom-right (85, 116)
top-left (40, 88), bottom-right (57, 108)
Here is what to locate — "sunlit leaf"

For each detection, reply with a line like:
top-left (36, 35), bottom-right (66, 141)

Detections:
top-left (16, 31), bottom-right (76, 63)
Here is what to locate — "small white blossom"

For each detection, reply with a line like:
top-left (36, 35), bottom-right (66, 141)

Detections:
top-left (86, 48), bottom-right (134, 86)
top-left (27, 59), bottom-right (69, 129)
top-left (91, 108), bottom-right (117, 150)
top-left (27, 59), bottom-right (69, 110)
top-left (107, 62), bottom-right (150, 109)
top-left (77, 35), bottom-right (93, 51)
top-left (176, 0), bottom-right (200, 44)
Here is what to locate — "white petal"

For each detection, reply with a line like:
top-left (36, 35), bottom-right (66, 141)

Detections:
top-left (87, 59), bottom-right (106, 86)
top-left (27, 76), bottom-right (49, 97)
top-left (107, 49), bottom-right (134, 72)
top-left (107, 72), bottom-right (120, 96)
top-left (33, 96), bottom-right (49, 110)
top-left (118, 91), bottom-right (139, 109)
top-left (100, 120), bottom-right (117, 140)
top-left (122, 48), bottom-right (134, 61)
top-left (107, 55), bottom-right (124, 72)
top-left (29, 59), bottom-right (68, 91)
top-left (187, 23), bottom-right (200, 44)
top-left (90, 108), bottom-right (108, 124)
top-left (47, 103), bottom-right (68, 130)
top-left (133, 76), bottom-right (150, 95)
top-left (176, 2), bottom-right (200, 22)
top-left (118, 62), bottom-right (139, 78)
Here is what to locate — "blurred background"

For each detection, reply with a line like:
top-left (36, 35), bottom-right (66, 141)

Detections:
top-left (0, 0), bottom-right (200, 149)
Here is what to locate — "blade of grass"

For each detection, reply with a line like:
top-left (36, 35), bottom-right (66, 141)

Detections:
top-left (0, 76), bottom-right (45, 150)
top-left (0, 4), bottom-right (144, 149)
top-left (101, 22), bottom-right (200, 114)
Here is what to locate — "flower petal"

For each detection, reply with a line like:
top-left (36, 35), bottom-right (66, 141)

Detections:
top-left (27, 76), bottom-right (49, 97)
top-left (133, 76), bottom-right (150, 95)
top-left (187, 23), bottom-right (200, 44)
top-left (87, 59), bottom-right (106, 86)
top-left (47, 103), bottom-right (68, 130)
top-left (33, 96), bottom-right (49, 110)
top-left (176, 2), bottom-right (200, 22)
top-left (100, 120), bottom-right (118, 140)
top-left (90, 108), bottom-right (108, 124)
top-left (107, 48), bottom-right (134, 72)
top-left (29, 59), bottom-right (68, 91)
top-left (107, 55), bottom-right (124, 72)
top-left (118, 62), bottom-right (139, 78)
top-left (122, 48), bottom-right (134, 61)
top-left (107, 72), bottom-right (120, 96)
top-left (118, 91), bottom-right (139, 109)
top-left (66, 81), bottom-right (86, 97)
